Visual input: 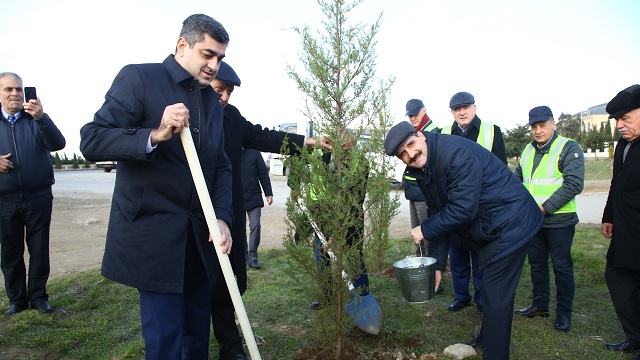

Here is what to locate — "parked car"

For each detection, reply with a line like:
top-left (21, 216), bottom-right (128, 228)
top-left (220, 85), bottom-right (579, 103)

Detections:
top-left (96, 161), bottom-right (117, 172)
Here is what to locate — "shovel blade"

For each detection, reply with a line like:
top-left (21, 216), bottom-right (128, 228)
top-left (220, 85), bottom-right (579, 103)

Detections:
top-left (346, 294), bottom-right (382, 335)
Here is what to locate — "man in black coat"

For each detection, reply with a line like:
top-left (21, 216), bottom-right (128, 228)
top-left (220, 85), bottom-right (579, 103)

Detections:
top-left (242, 148), bottom-right (273, 269)
top-left (601, 84), bottom-right (640, 358)
top-left (210, 61), bottom-right (328, 360)
top-left (0, 72), bottom-right (66, 316)
top-left (385, 121), bottom-right (543, 359)
top-left (80, 14), bottom-right (233, 359)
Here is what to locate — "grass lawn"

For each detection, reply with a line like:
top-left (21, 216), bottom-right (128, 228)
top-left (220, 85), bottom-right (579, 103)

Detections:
top-left (0, 225), bottom-right (629, 360)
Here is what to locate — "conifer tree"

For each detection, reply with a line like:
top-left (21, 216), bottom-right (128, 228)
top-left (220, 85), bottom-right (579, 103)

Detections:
top-left (282, 0), bottom-right (398, 356)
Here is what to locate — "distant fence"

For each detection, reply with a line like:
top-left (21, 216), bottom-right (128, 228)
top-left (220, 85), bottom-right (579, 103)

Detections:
top-left (53, 164), bottom-right (99, 170)
top-left (584, 148), bottom-right (610, 159)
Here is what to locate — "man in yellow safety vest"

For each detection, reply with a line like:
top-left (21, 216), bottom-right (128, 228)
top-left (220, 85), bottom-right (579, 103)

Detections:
top-left (403, 99), bottom-right (447, 295)
top-left (441, 91), bottom-right (507, 316)
top-left (514, 105), bottom-right (584, 333)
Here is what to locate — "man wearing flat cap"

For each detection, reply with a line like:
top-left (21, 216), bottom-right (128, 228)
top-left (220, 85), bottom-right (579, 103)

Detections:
top-left (601, 84), bottom-right (640, 357)
top-left (384, 121), bottom-right (543, 359)
top-left (403, 99), bottom-right (447, 295)
top-left (441, 91), bottom-right (507, 316)
top-left (209, 61), bottom-right (329, 360)
top-left (513, 106), bottom-right (584, 333)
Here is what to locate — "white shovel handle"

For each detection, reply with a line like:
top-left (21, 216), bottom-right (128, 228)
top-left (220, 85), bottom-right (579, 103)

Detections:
top-left (180, 128), bottom-right (261, 360)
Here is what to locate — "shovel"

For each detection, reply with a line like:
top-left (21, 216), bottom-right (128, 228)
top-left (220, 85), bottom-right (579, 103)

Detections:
top-left (180, 129), bottom-right (262, 360)
top-left (297, 198), bottom-right (382, 335)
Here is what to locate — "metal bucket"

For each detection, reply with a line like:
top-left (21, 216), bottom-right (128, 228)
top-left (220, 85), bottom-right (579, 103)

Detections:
top-left (393, 256), bottom-right (437, 304)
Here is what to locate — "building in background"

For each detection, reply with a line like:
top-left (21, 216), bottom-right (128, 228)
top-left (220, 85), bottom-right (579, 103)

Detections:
top-left (578, 103), bottom-right (615, 136)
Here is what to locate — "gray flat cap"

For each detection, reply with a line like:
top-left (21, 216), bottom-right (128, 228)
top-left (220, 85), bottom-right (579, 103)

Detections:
top-left (384, 121), bottom-right (417, 156)
top-left (449, 91), bottom-right (475, 110)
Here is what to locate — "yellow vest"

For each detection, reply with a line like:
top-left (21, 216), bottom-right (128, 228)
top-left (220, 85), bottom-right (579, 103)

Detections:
top-left (422, 121), bottom-right (438, 132)
top-left (519, 135), bottom-right (576, 214)
top-left (441, 121), bottom-right (494, 151)
top-left (309, 152), bottom-right (364, 201)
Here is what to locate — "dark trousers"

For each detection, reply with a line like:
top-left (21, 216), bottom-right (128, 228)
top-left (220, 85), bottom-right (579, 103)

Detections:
top-left (480, 244), bottom-right (528, 360)
top-left (605, 262), bottom-right (640, 345)
top-left (139, 280), bottom-right (211, 360)
top-left (245, 207), bottom-right (262, 261)
top-left (526, 226), bottom-right (575, 316)
top-left (409, 200), bottom-right (429, 256)
top-left (211, 277), bottom-right (244, 357)
top-left (0, 192), bottom-right (52, 305)
top-left (313, 224), bottom-right (369, 297)
top-left (450, 246), bottom-right (483, 304)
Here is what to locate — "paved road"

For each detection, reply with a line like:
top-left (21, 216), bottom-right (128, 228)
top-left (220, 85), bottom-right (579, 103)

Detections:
top-left (53, 169), bottom-right (607, 225)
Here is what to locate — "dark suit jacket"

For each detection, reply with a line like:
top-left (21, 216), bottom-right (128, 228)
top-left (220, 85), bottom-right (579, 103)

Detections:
top-left (242, 148), bottom-right (272, 211)
top-left (602, 138), bottom-right (640, 271)
top-left (80, 55), bottom-right (233, 293)
top-left (222, 103), bottom-right (305, 292)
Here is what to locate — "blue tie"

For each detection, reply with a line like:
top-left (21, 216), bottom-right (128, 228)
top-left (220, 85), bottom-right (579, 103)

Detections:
top-left (7, 115), bottom-right (16, 125)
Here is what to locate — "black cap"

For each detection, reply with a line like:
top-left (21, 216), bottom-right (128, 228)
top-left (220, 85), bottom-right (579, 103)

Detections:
top-left (606, 84), bottom-right (640, 119)
top-left (384, 121), bottom-right (417, 156)
top-left (528, 106), bottom-right (554, 125)
top-left (405, 99), bottom-right (424, 116)
top-left (216, 61), bottom-right (241, 87)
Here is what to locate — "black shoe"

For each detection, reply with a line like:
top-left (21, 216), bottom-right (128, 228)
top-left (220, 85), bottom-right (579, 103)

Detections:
top-left (553, 315), bottom-right (570, 332)
top-left (4, 303), bottom-right (28, 316)
top-left (435, 282), bottom-right (444, 296)
top-left (249, 260), bottom-right (261, 269)
top-left (604, 338), bottom-right (640, 353)
top-left (30, 300), bottom-right (53, 314)
top-left (219, 352), bottom-right (251, 360)
top-left (464, 335), bottom-right (483, 349)
top-left (310, 301), bottom-right (321, 310)
top-left (476, 303), bottom-right (483, 315)
top-left (515, 304), bottom-right (549, 318)
top-left (448, 299), bottom-right (471, 312)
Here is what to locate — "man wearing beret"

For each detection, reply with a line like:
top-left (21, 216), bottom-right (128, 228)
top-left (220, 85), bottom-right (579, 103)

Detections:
top-left (384, 121), bottom-right (543, 359)
top-left (403, 99), bottom-right (447, 295)
top-left (441, 92), bottom-right (507, 315)
top-left (601, 84), bottom-right (640, 358)
top-left (209, 61), bottom-right (328, 360)
top-left (514, 106), bottom-right (584, 333)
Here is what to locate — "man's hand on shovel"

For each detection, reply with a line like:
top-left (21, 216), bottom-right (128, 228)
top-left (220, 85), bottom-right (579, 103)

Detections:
top-left (210, 220), bottom-right (233, 255)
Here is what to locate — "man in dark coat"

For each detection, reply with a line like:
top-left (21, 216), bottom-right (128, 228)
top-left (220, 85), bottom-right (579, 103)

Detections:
top-left (384, 121), bottom-right (543, 359)
top-left (242, 148), bottom-right (273, 269)
top-left (80, 14), bottom-right (233, 359)
top-left (601, 84), bottom-right (640, 358)
top-left (210, 61), bottom-right (328, 360)
top-left (0, 72), bottom-right (66, 316)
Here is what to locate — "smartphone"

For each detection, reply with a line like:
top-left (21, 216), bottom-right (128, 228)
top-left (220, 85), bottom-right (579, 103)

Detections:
top-left (24, 87), bottom-right (37, 102)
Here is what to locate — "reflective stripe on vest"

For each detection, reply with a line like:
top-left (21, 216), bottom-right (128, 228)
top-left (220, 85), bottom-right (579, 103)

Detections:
top-left (422, 121), bottom-right (438, 132)
top-left (519, 136), bottom-right (576, 214)
top-left (441, 121), bottom-right (494, 151)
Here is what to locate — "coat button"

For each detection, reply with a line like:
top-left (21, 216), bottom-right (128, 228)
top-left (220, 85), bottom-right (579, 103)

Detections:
top-left (188, 85), bottom-right (194, 91)
top-left (192, 127), bottom-right (200, 133)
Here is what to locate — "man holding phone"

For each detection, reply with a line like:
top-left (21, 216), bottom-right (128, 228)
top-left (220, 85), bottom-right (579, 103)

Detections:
top-left (0, 72), bottom-right (66, 315)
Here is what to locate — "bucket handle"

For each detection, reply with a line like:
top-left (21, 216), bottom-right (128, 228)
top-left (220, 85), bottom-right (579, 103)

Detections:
top-left (406, 239), bottom-right (427, 267)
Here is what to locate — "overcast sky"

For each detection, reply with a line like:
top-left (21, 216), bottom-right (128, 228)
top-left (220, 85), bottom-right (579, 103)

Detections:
top-left (2, 0), bottom-right (638, 157)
